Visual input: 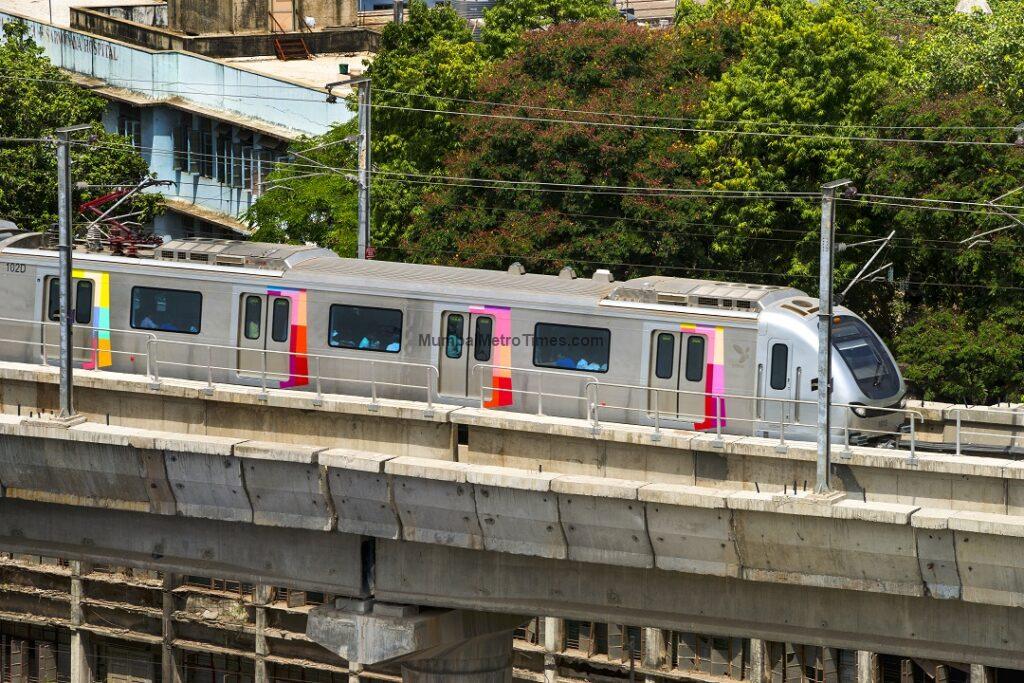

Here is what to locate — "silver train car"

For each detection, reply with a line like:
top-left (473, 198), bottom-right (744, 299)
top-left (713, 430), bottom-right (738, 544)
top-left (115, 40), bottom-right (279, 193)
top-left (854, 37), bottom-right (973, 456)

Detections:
top-left (0, 234), bottom-right (907, 442)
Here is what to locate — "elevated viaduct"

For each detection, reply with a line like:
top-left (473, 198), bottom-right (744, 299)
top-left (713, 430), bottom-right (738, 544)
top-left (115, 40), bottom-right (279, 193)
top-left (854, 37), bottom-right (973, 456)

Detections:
top-left (0, 362), bottom-right (1023, 681)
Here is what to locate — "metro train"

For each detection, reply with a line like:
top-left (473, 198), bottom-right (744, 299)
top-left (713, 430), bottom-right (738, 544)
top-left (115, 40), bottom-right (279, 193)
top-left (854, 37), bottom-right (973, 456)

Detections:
top-left (0, 232), bottom-right (907, 442)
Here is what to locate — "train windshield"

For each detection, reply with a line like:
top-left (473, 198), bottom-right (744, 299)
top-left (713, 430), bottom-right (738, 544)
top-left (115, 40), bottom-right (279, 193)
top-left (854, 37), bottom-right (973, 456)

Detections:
top-left (832, 316), bottom-right (900, 400)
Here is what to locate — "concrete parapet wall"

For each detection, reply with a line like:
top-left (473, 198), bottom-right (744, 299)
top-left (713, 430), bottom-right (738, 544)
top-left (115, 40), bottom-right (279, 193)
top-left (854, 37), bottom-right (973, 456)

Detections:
top-left (4, 415), bottom-right (1024, 614)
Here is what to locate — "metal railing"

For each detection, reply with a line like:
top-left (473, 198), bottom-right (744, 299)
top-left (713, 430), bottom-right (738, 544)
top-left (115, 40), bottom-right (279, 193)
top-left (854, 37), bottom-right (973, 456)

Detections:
top-left (582, 381), bottom-right (924, 459)
top-left (473, 364), bottom-right (600, 417)
top-left (0, 317), bottom-right (438, 413)
top-left (949, 406), bottom-right (1024, 456)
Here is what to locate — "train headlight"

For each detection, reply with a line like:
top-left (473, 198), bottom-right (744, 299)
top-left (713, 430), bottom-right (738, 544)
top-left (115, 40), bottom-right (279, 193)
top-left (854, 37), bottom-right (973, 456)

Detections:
top-left (850, 404), bottom-right (869, 418)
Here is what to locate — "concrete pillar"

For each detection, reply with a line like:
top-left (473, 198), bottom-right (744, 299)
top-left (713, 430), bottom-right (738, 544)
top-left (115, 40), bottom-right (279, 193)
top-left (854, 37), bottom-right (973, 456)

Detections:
top-left (971, 664), bottom-right (993, 683)
top-left (254, 585), bottom-right (273, 683)
top-left (162, 573), bottom-right (182, 683)
top-left (750, 640), bottom-right (769, 683)
top-left (642, 627), bottom-right (665, 683)
top-left (399, 629), bottom-right (513, 682)
top-left (307, 602), bottom-right (526, 682)
top-left (348, 662), bottom-right (364, 683)
top-left (69, 561), bottom-right (93, 683)
top-left (857, 651), bottom-right (878, 683)
top-left (542, 618), bottom-right (562, 683)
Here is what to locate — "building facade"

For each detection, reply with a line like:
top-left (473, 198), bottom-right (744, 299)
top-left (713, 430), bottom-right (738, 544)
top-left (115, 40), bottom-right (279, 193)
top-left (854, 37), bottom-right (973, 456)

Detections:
top-left (0, 7), bottom-right (357, 239)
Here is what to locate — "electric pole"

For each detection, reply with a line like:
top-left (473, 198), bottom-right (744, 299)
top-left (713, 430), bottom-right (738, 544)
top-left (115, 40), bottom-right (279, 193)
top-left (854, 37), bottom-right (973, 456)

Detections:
top-left (393, 0), bottom-right (404, 24)
top-left (816, 179), bottom-right (855, 494)
top-left (357, 78), bottom-right (372, 259)
top-left (55, 124), bottom-right (91, 420)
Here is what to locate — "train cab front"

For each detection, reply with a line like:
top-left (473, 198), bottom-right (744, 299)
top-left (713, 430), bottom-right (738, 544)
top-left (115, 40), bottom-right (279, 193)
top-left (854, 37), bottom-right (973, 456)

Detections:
top-left (829, 309), bottom-right (907, 443)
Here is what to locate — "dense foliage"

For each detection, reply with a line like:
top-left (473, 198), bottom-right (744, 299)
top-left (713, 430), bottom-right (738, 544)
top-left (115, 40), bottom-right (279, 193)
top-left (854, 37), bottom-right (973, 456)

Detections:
top-left (249, 0), bottom-right (1024, 403)
top-left (0, 22), bottom-right (157, 233)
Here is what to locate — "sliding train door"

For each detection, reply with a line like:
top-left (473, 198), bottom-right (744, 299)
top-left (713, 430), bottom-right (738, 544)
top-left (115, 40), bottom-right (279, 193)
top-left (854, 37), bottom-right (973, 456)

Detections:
top-left (438, 310), bottom-right (495, 400)
top-left (237, 292), bottom-right (292, 382)
top-left (647, 329), bottom-right (707, 423)
top-left (41, 273), bottom-right (108, 369)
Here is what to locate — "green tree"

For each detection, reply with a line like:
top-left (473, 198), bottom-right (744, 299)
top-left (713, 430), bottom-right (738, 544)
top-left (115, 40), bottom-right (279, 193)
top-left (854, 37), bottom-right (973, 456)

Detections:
top-left (480, 0), bottom-right (621, 59)
top-left (406, 20), bottom-right (726, 274)
top-left (247, 0), bottom-right (485, 255)
top-left (0, 22), bottom-right (158, 233)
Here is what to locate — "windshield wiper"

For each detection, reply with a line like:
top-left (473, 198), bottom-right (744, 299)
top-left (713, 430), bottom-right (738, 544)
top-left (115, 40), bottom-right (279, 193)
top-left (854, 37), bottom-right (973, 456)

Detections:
top-left (872, 359), bottom-right (884, 387)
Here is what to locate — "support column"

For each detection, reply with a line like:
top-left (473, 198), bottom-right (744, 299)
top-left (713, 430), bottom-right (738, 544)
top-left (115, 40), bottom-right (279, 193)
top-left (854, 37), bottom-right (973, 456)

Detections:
top-left (162, 573), bottom-right (182, 683)
top-left (70, 561), bottom-right (93, 683)
top-left (750, 640), bottom-right (769, 683)
top-left (642, 628), bottom-right (665, 683)
top-left (254, 585), bottom-right (273, 683)
top-left (971, 664), bottom-right (993, 683)
top-left (857, 651), bottom-right (878, 683)
top-left (348, 662), bottom-right (364, 683)
top-left (307, 602), bottom-right (525, 683)
top-left (542, 618), bottom-right (562, 683)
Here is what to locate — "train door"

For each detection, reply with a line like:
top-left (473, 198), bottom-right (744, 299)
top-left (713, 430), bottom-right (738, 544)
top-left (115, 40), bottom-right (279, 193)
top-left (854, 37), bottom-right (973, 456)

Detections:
top-left (438, 310), bottom-right (495, 399)
top-left (760, 338), bottom-right (793, 427)
top-left (41, 275), bottom-right (96, 366)
top-left (647, 330), bottom-right (707, 424)
top-left (237, 293), bottom-right (292, 381)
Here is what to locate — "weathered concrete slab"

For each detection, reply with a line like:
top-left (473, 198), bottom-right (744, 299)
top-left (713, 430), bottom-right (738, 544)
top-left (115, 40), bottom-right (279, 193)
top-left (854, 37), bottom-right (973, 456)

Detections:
top-left (387, 457), bottom-right (483, 549)
top-left (912, 508), bottom-right (961, 599)
top-left (552, 475), bottom-right (653, 568)
top-left (163, 436), bottom-right (251, 522)
top-left (729, 493), bottom-right (923, 595)
top-left (948, 511), bottom-right (1024, 607)
top-left (640, 484), bottom-right (738, 576)
top-left (466, 466), bottom-right (565, 559)
top-left (235, 441), bottom-right (332, 530)
top-left (322, 448), bottom-right (400, 539)
top-left (0, 421), bottom-right (173, 513)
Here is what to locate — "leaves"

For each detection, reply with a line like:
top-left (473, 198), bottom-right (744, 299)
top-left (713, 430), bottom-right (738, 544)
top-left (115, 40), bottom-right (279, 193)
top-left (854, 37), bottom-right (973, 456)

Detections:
top-left (0, 22), bottom-right (157, 233)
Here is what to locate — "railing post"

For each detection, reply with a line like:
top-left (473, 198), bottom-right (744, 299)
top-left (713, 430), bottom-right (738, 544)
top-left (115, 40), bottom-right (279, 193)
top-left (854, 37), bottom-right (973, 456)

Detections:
top-left (588, 383), bottom-right (600, 435)
top-left (259, 350), bottom-right (269, 402)
top-left (776, 399), bottom-right (787, 453)
top-left (908, 414), bottom-right (918, 465)
top-left (203, 345), bottom-right (214, 396)
top-left (651, 389), bottom-right (661, 442)
top-left (479, 368), bottom-right (486, 409)
top-left (955, 410), bottom-right (962, 457)
top-left (537, 374), bottom-right (544, 416)
top-left (313, 356), bottom-right (323, 407)
top-left (148, 338), bottom-right (161, 390)
top-left (424, 367), bottom-right (435, 418)
top-left (713, 395), bottom-right (725, 448)
top-left (841, 423), bottom-right (853, 459)
top-left (369, 361), bottom-right (379, 412)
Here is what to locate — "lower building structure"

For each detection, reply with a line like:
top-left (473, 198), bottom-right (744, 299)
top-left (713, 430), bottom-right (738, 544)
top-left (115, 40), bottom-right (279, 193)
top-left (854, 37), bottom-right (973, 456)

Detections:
top-left (0, 554), bottom-right (1017, 683)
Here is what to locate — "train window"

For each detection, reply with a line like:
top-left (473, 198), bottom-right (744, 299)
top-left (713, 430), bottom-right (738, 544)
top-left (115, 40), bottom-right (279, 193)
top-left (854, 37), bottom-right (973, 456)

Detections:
top-left (474, 317), bottom-right (493, 363)
top-left (445, 314), bottom-right (464, 359)
top-left (243, 296), bottom-right (262, 340)
top-left (532, 323), bottom-right (610, 373)
top-left (654, 333), bottom-right (675, 380)
top-left (130, 287), bottom-right (203, 335)
top-left (685, 335), bottom-right (705, 382)
top-left (47, 278), bottom-right (59, 321)
top-left (271, 298), bottom-right (290, 343)
top-left (75, 281), bottom-right (93, 324)
top-left (770, 343), bottom-right (789, 390)
top-left (328, 304), bottom-right (402, 353)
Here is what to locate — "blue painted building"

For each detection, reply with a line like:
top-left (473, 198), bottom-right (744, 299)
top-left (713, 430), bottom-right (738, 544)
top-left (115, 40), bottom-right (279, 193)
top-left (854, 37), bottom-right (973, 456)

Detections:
top-left (0, 9), bottom-right (356, 238)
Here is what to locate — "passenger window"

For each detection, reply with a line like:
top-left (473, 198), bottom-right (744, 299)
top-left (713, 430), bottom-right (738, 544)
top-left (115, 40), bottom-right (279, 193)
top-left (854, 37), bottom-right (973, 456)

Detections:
top-left (243, 296), bottom-right (262, 340)
top-left (533, 322), bottom-right (610, 373)
top-left (445, 314), bottom-right (464, 359)
top-left (130, 287), bottom-right (203, 335)
top-left (685, 336), bottom-right (705, 383)
top-left (328, 304), bottom-right (402, 353)
top-left (75, 280), bottom-right (93, 324)
top-left (271, 298), bottom-right (290, 343)
top-left (474, 317), bottom-right (493, 363)
top-left (47, 278), bottom-right (59, 321)
top-left (654, 333), bottom-right (675, 380)
top-left (770, 343), bottom-right (789, 390)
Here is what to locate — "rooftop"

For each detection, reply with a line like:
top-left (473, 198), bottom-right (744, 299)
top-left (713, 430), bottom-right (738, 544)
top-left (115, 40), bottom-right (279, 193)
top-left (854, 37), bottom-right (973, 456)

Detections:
top-left (223, 52), bottom-right (372, 91)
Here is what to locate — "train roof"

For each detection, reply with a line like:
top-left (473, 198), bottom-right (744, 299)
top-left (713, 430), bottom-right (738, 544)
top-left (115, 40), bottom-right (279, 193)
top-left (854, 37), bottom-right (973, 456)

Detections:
top-left (1, 235), bottom-right (806, 314)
